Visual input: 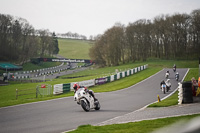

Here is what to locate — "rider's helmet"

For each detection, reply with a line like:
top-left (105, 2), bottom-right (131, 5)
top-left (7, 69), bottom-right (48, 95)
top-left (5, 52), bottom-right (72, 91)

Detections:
top-left (73, 83), bottom-right (79, 90)
top-left (176, 72), bottom-right (179, 74)
top-left (167, 79), bottom-right (170, 82)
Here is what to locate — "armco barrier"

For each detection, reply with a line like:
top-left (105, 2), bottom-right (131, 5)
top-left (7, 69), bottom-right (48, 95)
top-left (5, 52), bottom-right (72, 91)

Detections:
top-left (114, 74), bottom-right (117, 80)
top-left (117, 73), bottom-right (120, 79)
top-left (131, 69), bottom-right (134, 74)
top-left (141, 65), bottom-right (144, 70)
top-left (107, 76), bottom-right (111, 82)
top-left (70, 79), bottom-right (95, 90)
top-left (95, 78), bottom-right (107, 85)
top-left (63, 83), bottom-right (71, 93)
top-left (111, 75), bottom-right (114, 82)
top-left (138, 67), bottom-right (140, 72)
top-left (120, 73), bottom-right (123, 78)
top-left (122, 72), bottom-right (125, 77)
top-left (53, 64), bottom-right (148, 95)
top-left (125, 71), bottom-right (127, 77)
top-left (135, 68), bottom-right (137, 73)
top-left (53, 84), bottom-right (63, 95)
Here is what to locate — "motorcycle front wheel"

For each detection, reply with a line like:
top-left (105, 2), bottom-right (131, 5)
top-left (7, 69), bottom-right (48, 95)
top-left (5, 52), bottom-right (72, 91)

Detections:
top-left (94, 101), bottom-right (100, 110)
top-left (81, 100), bottom-right (90, 112)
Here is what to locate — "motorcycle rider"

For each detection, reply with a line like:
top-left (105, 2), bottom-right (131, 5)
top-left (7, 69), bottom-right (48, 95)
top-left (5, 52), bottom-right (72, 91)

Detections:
top-left (160, 79), bottom-right (171, 91)
top-left (175, 72), bottom-right (179, 80)
top-left (165, 79), bottom-right (171, 91)
top-left (160, 80), bottom-right (166, 89)
top-left (165, 70), bottom-right (170, 78)
top-left (173, 64), bottom-right (176, 72)
top-left (166, 70), bottom-right (170, 74)
top-left (73, 83), bottom-right (98, 101)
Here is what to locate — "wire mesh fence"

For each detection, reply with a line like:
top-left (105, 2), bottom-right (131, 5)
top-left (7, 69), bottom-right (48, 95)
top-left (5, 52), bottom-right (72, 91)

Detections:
top-left (16, 83), bottom-right (53, 100)
top-left (37, 84), bottom-right (53, 97)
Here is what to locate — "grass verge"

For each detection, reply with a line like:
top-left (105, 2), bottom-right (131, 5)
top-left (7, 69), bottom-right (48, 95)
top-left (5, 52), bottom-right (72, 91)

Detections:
top-left (68, 114), bottom-right (200, 133)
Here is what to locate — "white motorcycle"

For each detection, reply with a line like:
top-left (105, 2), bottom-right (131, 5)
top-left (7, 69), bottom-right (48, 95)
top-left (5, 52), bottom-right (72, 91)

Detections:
top-left (165, 72), bottom-right (169, 79)
top-left (173, 67), bottom-right (176, 72)
top-left (175, 74), bottom-right (179, 81)
top-left (74, 88), bottom-right (100, 112)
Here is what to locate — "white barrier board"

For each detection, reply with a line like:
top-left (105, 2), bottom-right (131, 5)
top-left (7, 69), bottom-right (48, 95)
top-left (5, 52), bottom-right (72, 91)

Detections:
top-left (53, 84), bottom-right (63, 95)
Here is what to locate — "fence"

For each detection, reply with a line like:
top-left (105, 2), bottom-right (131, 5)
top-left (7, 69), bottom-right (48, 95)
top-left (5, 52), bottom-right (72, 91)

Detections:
top-left (37, 84), bottom-right (53, 97)
top-left (16, 83), bottom-right (53, 100)
top-left (16, 88), bottom-right (37, 100)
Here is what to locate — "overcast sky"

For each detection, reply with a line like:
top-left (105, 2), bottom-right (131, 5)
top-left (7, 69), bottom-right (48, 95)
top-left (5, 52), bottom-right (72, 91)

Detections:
top-left (0, 0), bottom-right (200, 38)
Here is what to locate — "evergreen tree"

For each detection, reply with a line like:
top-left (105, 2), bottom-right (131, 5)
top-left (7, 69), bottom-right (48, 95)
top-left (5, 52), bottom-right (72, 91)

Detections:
top-left (52, 32), bottom-right (59, 54)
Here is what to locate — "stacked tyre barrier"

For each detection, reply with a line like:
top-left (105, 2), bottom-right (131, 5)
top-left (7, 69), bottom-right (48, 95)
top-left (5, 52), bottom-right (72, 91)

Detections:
top-left (182, 81), bottom-right (193, 103)
top-left (178, 82), bottom-right (183, 104)
top-left (178, 81), bottom-right (194, 104)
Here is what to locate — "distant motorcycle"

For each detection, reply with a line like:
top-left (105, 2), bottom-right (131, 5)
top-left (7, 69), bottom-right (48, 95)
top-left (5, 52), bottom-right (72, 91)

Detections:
top-left (165, 79), bottom-right (171, 92)
top-left (173, 67), bottom-right (176, 72)
top-left (175, 73), bottom-right (179, 81)
top-left (74, 88), bottom-right (100, 112)
top-left (165, 72), bottom-right (170, 79)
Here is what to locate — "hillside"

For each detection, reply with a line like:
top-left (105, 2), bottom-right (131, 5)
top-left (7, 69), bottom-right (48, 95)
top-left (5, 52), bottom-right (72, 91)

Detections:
top-left (58, 38), bottom-right (93, 59)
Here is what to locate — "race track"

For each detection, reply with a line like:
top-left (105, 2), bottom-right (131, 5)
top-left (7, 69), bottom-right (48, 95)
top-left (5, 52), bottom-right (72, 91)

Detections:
top-left (0, 68), bottom-right (188, 133)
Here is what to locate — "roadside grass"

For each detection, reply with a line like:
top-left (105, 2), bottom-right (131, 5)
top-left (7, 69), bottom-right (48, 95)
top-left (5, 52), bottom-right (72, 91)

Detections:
top-left (148, 68), bottom-right (199, 107)
top-left (148, 91), bottom-right (179, 107)
top-left (68, 114), bottom-right (200, 133)
top-left (184, 68), bottom-right (199, 81)
top-left (58, 38), bottom-right (92, 59)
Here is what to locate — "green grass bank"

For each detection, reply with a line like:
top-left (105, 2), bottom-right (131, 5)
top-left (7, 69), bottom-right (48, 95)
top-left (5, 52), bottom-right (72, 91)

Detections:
top-left (68, 114), bottom-right (200, 133)
top-left (58, 38), bottom-right (92, 59)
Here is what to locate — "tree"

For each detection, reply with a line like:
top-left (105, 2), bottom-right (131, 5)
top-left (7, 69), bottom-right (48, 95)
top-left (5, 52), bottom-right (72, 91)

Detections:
top-left (190, 9), bottom-right (200, 58)
top-left (52, 32), bottom-right (59, 54)
top-left (0, 13), bottom-right (60, 64)
top-left (89, 9), bottom-right (200, 66)
top-left (38, 29), bottom-right (51, 57)
top-left (89, 35), bottom-right (106, 66)
top-left (0, 14), bottom-right (12, 61)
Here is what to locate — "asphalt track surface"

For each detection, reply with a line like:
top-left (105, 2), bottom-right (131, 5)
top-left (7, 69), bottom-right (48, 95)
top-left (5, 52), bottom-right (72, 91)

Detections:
top-left (0, 68), bottom-right (188, 133)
